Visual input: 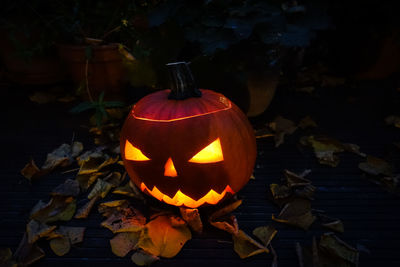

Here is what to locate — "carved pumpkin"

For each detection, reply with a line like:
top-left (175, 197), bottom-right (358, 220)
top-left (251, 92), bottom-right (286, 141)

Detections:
top-left (120, 62), bottom-right (256, 208)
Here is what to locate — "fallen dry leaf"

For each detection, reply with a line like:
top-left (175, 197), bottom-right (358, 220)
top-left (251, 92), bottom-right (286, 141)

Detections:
top-left (76, 147), bottom-right (106, 165)
top-left (209, 199), bottom-right (242, 221)
top-left (14, 233), bottom-right (45, 266)
top-left (98, 199), bottom-right (130, 217)
top-left (252, 225), bottom-right (277, 247)
top-left (51, 179), bottom-right (80, 197)
top-left (284, 169), bottom-right (312, 188)
top-left (298, 116), bottom-right (318, 129)
top-left (110, 231), bottom-right (141, 257)
top-left (269, 169), bottom-right (315, 206)
top-left (103, 171), bottom-right (124, 187)
top-left (302, 136), bottom-right (365, 167)
top-left (50, 237), bottom-right (70, 256)
top-left (294, 184), bottom-right (316, 200)
top-left (78, 155), bottom-right (118, 175)
top-left (272, 198), bottom-right (316, 230)
top-left (179, 207), bottom-right (203, 233)
top-left (30, 196), bottom-right (76, 223)
top-left (385, 115), bottom-right (400, 128)
top-left (169, 215), bottom-right (187, 227)
top-left (26, 220), bottom-right (56, 244)
top-left (210, 214), bottom-right (239, 235)
top-left (131, 250), bottom-right (159, 266)
top-left (270, 183), bottom-right (292, 200)
top-left (297, 233), bottom-right (358, 267)
top-left (358, 155), bottom-right (394, 176)
top-left (208, 200), bottom-right (242, 234)
top-left (380, 175), bottom-right (399, 193)
top-left (270, 245), bottom-right (278, 267)
top-left (88, 179), bottom-right (114, 199)
top-left (113, 180), bottom-right (145, 200)
top-left (302, 136), bottom-right (344, 167)
top-left (319, 233), bottom-right (359, 265)
top-left (0, 248), bottom-right (17, 267)
top-left (343, 143), bottom-right (366, 157)
top-left (20, 159), bottom-right (42, 181)
top-left (232, 230), bottom-right (269, 259)
top-left (254, 127), bottom-right (274, 139)
top-left (318, 214), bottom-right (344, 233)
top-left (75, 195), bottom-right (100, 219)
top-left (101, 206), bottom-right (146, 233)
top-left (138, 215), bottom-right (191, 258)
top-left (42, 142), bottom-right (83, 171)
top-left (59, 226), bottom-right (86, 244)
top-left (269, 116), bottom-right (298, 147)
top-left (49, 226), bottom-right (85, 256)
top-left (76, 172), bottom-right (106, 191)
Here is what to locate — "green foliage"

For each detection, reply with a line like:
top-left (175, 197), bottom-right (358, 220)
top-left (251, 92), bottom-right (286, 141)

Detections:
top-left (70, 92), bottom-right (125, 127)
top-left (144, 0), bottom-right (331, 54)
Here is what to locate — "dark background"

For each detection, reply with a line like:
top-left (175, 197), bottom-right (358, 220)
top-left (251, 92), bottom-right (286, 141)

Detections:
top-left (1, 0), bottom-right (400, 266)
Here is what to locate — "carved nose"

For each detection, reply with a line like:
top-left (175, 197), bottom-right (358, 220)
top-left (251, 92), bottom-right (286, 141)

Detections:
top-left (164, 157), bottom-right (178, 177)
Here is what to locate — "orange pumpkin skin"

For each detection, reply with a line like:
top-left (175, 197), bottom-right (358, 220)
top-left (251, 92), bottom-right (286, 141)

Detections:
top-left (120, 89), bottom-right (256, 208)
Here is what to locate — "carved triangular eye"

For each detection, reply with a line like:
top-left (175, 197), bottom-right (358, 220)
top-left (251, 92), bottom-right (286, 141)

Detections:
top-left (189, 138), bottom-right (224, 163)
top-left (125, 140), bottom-right (150, 161)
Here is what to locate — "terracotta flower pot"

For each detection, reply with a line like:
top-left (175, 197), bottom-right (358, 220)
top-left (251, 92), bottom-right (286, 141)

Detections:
top-left (0, 29), bottom-right (65, 85)
top-left (57, 43), bottom-right (127, 100)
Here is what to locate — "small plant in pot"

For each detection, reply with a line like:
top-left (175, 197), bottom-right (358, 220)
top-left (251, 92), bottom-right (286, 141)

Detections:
top-left (53, 0), bottom-right (142, 100)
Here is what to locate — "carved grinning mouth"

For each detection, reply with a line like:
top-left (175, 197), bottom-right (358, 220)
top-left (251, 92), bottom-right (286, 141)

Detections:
top-left (140, 182), bottom-right (235, 208)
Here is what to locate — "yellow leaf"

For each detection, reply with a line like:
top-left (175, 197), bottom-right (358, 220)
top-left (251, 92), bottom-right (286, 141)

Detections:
top-left (131, 250), bottom-right (159, 266)
top-left (252, 225), bottom-right (277, 247)
top-left (101, 208), bottom-right (146, 233)
top-left (88, 179), bottom-right (114, 199)
top-left (78, 156), bottom-right (118, 175)
top-left (110, 232), bottom-right (141, 257)
top-left (50, 237), bottom-right (70, 256)
top-left (30, 196), bottom-right (76, 223)
top-left (75, 196), bottom-right (100, 219)
top-left (113, 181), bottom-right (145, 200)
top-left (138, 215), bottom-right (191, 258)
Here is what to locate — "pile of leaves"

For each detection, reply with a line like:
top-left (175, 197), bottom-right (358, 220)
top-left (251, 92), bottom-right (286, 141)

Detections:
top-left (266, 169), bottom-right (360, 266)
top-left (268, 169), bottom-right (344, 233)
top-left (296, 233), bottom-right (359, 267)
top-left (9, 97), bottom-right (398, 266)
top-left (15, 139), bottom-right (284, 266)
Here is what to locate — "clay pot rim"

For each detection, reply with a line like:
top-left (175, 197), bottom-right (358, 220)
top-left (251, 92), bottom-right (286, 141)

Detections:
top-left (57, 43), bottom-right (120, 51)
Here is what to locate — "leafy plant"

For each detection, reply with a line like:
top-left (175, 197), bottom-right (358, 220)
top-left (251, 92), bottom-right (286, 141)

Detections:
top-left (70, 92), bottom-right (125, 127)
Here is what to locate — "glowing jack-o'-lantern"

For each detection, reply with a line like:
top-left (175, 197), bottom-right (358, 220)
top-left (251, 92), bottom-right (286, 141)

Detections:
top-left (120, 62), bottom-right (256, 208)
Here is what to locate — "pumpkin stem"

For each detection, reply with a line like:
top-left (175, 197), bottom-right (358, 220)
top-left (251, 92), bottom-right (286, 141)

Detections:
top-left (167, 62), bottom-right (202, 100)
